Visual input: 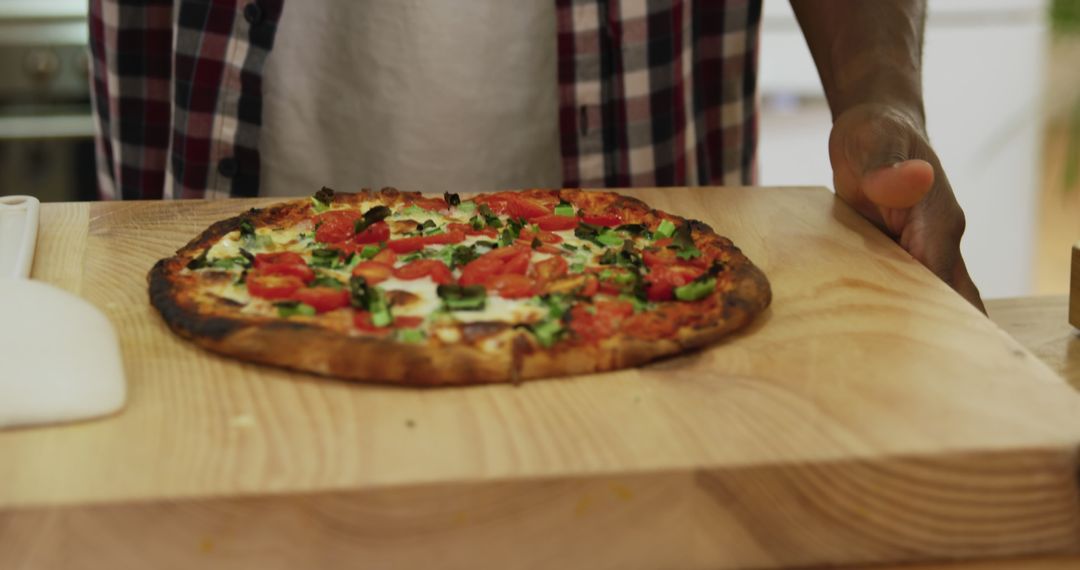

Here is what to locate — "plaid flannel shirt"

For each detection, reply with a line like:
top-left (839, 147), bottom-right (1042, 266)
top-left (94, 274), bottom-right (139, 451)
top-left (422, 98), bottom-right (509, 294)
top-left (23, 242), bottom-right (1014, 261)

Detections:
top-left (90, 0), bottom-right (761, 200)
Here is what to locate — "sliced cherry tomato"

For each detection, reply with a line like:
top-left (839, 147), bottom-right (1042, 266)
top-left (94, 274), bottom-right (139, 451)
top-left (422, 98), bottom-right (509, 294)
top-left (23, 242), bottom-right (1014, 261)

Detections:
top-left (354, 221), bottom-right (390, 245)
top-left (644, 264), bottom-right (702, 301)
top-left (447, 222), bottom-right (498, 238)
top-left (519, 227), bottom-right (562, 244)
top-left (459, 257), bottom-right (503, 286)
top-left (459, 245), bottom-right (531, 285)
top-left (533, 214), bottom-right (579, 232)
top-left (501, 250), bottom-right (531, 275)
top-left (568, 300), bottom-right (633, 343)
top-left (422, 230), bottom-right (466, 246)
top-left (412, 197), bottom-right (449, 212)
top-left (578, 274), bottom-right (599, 297)
top-left (352, 261), bottom-right (393, 285)
top-left (652, 238), bottom-right (674, 248)
top-left (293, 287), bottom-right (350, 313)
top-left (393, 259), bottom-right (454, 285)
top-left (247, 272), bottom-right (304, 300)
top-left (371, 248), bottom-right (397, 266)
top-left (259, 262), bottom-right (315, 284)
top-left (253, 251), bottom-right (306, 268)
top-left (643, 247), bottom-right (679, 269)
top-left (387, 236), bottom-right (427, 254)
top-left (487, 274), bottom-right (535, 299)
top-left (353, 311), bottom-right (392, 334)
top-left (485, 245), bottom-right (528, 259)
top-left (646, 281), bottom-right (674, 301)
top-left (314, 210), bottom-right (362, 243)
top-left (480, 194), bottom-right (551, 220)
top-left (597, 299), bottom-right (635, 319)
top-left (532, 256), bottom-right (568, 282)
top-left (581, 213), bottom-right (622, 227)
top-left (394, 315), bottom-right (424, 329)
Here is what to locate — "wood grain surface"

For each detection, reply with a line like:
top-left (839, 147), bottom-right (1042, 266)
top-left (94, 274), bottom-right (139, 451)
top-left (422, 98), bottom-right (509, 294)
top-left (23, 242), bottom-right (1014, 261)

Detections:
top-left (2, 187), bottom-right (1080, 570)
top-left (984, 295), bottom-right (1080, 391)
top-left (1070, 242), bottom-right (1078, 327)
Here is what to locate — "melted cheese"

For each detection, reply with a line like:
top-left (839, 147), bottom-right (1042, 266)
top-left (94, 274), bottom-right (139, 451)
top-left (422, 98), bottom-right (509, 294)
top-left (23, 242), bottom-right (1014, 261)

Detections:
top-left (193, 200), bottom-right (611, 332)
top-left (207, 231), bottom-right (243, 259)
top-left (380, 277), bottom-right (441, 317)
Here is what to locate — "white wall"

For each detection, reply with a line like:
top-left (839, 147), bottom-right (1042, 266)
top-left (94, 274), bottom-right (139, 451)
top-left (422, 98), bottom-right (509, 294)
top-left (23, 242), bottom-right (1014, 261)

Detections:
top-left (758, 0), bottom-right (1047, 298)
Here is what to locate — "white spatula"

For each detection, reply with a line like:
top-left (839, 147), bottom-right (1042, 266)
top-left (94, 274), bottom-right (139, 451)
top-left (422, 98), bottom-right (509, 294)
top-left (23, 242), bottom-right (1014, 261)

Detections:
top-left (0, 195), bottom-right (126, 429)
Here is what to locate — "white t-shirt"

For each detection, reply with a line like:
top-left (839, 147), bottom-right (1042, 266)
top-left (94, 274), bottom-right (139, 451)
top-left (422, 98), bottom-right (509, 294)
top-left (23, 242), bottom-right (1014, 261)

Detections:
top-left (260, 1), bottom-right (562, 197)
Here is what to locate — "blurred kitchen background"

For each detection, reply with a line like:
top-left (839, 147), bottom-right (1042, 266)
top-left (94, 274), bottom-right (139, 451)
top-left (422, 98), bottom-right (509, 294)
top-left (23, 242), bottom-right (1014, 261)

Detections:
top-left (0, 0), bottom-right (1077, 298)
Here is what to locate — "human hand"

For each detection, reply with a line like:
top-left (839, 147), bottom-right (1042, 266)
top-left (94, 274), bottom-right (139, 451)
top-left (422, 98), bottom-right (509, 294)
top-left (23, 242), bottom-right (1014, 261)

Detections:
top-left (828, 103), bottom-right (986, 313)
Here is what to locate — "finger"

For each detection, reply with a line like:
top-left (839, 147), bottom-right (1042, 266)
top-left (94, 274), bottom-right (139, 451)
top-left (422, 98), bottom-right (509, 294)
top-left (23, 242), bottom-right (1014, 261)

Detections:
top-left (861, 159), bottom-right (935, 209)
top-left (950, 256), bottom-right (987, 314)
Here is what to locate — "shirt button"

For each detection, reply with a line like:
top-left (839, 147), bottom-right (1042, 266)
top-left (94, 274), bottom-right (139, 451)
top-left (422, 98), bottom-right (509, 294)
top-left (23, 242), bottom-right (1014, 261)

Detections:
top-left (218, 157), bottom-right (239, 178)
top-left (243, 2), bottom-right (264, 25)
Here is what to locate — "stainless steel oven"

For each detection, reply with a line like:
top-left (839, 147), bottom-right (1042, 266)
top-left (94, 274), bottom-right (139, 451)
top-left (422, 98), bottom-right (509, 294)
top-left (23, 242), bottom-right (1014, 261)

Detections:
top-left (0, 0), bottom-right (96, 202)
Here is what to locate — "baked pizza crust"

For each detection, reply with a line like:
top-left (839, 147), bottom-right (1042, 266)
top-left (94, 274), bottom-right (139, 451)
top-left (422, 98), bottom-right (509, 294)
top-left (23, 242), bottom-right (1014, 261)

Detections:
top-left (148, 188), bottom-right (771, 385)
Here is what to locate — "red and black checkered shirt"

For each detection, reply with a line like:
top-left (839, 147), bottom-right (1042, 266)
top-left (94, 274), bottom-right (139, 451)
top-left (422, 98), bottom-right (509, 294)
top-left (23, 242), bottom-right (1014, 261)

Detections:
top-left (90, 0), bottom-right (761, 200)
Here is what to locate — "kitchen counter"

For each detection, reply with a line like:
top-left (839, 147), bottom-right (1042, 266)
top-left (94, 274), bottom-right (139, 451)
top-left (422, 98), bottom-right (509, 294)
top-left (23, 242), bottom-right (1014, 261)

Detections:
top-left (2, 192), bottom-right (1079, 570)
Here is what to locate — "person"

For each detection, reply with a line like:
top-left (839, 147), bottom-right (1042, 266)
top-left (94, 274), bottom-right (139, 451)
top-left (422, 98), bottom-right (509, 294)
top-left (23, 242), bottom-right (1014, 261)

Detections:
top-left (88, 0), bottom-right (985, 311)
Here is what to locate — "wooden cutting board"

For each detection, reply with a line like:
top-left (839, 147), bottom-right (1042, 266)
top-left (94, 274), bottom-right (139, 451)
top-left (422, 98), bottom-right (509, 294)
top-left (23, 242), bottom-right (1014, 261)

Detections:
top-left (3, 187), bottom-right (1080, 570)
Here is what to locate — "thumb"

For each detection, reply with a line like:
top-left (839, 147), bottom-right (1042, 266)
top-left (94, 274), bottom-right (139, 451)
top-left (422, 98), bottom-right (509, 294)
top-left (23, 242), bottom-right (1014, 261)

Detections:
top-left (861, 159), bottom-right (935, 209)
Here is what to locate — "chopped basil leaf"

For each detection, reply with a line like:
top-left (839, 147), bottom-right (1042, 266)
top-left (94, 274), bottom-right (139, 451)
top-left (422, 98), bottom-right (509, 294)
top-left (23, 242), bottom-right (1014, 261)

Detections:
top-left (616, 223), bottom-right (648, 236)
top-left (478, 204), bottom-right (503, 229)
top-left (444, 192), bottom-right (461, 207)
top-left (469, 216), bottom-right (486, 230)
top-left (275, 301), bottom-right (317, 318)
top-left (528, 319), bottom-right (564, 348)
top-left (596, 232), bottom-right (624, 248)
top-left (574, 222), bottom-right (601, 243)
top-left (676, 245), bottom-right (702, 260)
top-left (561, 243), bottom-right (578, 252)
top-left (209, 256), bottom-right (248, 269)
top-left (399, 251), bottom-right (424, 263)
top-left (619, 294), bottom-right (650, 313)
top-left (239, 219), bottom-right (255, 238)
top-left (456, 200), bottom-right (477, 214)
top-left (655, 219), bottom-right (676, 238)
top-left (437, 284), bottom-right (486, 311)
top-left (531, 237), bottom-right (542, 250)
top-left (674, 277), bottom-right (716, 301)
top-left (554, 201), bottom-right (575, 217)
top-left (598, 250), bottom-right (617, 265)
top-left (239, 248), bottom-right (255, 265)
top-left (349, 275), bottom-right (372, 309)
top-left (443, 244), bottom-right (479, 269)
top-left (368, 288), bottom-right (393, 327)
top-left (358, 244), bottom-right (381, 260)
top-left (537, 293), bottom-right (574, 319)
top-left (186, 250), bottom-right (210, 270)
top-left (311, 275), bottom-right (344, 289)
top-left (355, 205), bottom-right (392, 234)
top-left (670, 222), bottom-right (702, 260)
top-left (497, 228), bottom-right (517, 248)
top-left (397, 329), bottom-right (426, 343)
top-left (314, 186), bottom-right (335, 204)
top-left (310, 248), bottom-right (343, 268)
top-left (311, 187), bottom-right (334, 213)
top-left (570, 261), bottom-right (585, 273)
top-left (371, 307), bottom-right (393, 328)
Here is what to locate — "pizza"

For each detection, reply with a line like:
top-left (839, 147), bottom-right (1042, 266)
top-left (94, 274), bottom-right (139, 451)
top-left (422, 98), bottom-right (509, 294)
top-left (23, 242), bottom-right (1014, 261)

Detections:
top-left (148, 187), bottom-right (771, 385)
